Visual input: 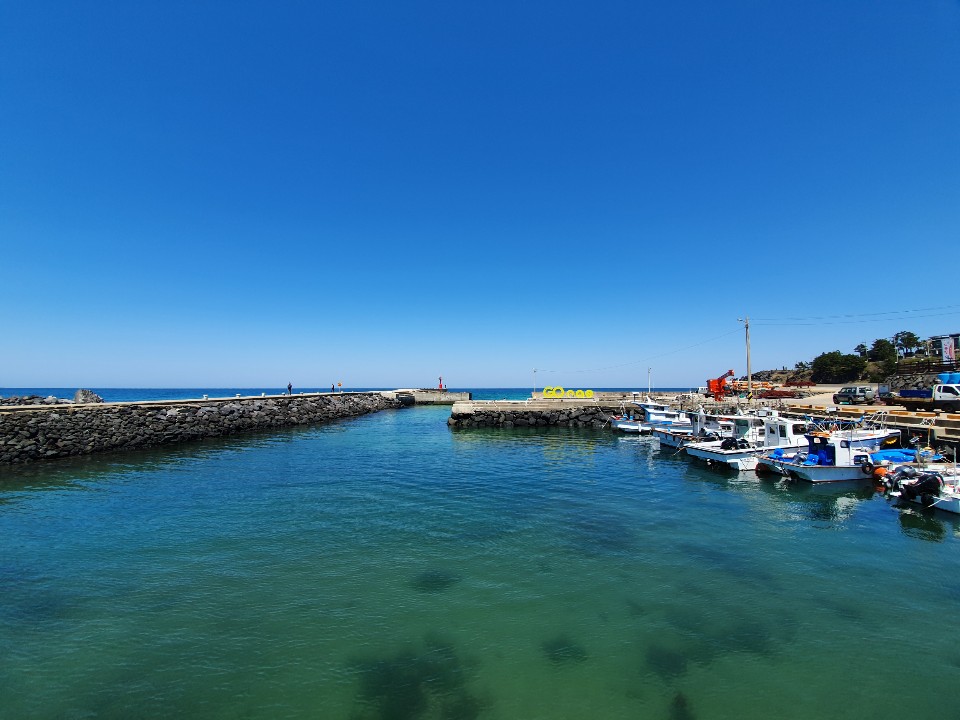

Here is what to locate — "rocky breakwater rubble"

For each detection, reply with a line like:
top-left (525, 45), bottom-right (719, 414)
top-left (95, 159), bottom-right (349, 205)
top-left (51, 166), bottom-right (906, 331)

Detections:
top-left (447, 403), bottom-right (610, 429)
top-left (0, 389), bottom-right (104, 406)
top-left (0, 392), bottom-right (399, 464)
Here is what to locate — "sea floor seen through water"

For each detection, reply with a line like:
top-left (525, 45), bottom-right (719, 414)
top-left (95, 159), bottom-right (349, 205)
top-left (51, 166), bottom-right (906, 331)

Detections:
top-left (1, 405), bottom-right (959, 719)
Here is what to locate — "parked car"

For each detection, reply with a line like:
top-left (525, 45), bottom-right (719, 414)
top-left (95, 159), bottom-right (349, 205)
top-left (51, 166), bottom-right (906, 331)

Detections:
top-left (832, 385), bottom-right (876, 404)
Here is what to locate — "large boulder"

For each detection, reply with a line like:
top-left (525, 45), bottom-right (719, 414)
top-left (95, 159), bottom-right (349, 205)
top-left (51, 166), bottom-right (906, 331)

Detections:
top-left (74, 389), bottom-right (104, 404)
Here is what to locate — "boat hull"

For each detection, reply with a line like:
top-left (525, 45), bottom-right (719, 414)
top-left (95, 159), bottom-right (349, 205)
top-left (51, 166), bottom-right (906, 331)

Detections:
top-left (779, 463), bottom-right (873, 483)
top-left (652, 428), bottom-right (692, 448)
top-left (684, 443), bottom-right (761, 471)
top-left (611, 418), bottom-right (644, 433)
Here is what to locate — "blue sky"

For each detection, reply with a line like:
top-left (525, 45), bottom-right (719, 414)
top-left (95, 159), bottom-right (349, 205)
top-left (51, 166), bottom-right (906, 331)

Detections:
top-left (2, 0), bottom-right (959, 389)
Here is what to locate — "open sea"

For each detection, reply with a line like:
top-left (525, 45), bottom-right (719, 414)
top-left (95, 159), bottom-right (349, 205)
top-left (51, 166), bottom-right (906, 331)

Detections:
top-left (1, 390), bottom-right (958, 719)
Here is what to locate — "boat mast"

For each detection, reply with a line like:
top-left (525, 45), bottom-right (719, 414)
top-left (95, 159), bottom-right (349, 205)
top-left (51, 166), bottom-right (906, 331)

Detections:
top-left (647, 367), bottom-right (651, 395)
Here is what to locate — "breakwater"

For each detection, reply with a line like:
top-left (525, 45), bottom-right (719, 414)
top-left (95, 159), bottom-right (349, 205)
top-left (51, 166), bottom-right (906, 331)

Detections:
top-left (0, 392), bottom-right (399, 464)
top-left (447, 400), bottom-right (612, 429)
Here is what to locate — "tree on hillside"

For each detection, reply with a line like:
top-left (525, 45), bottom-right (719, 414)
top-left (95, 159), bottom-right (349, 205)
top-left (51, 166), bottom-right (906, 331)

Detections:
top-left (893, 331), bottom-right (921, 357)
top-left (854, 343), bottom-right (868, 358)
top-left (868, 338), bottom-right (897, 363)
top-left (810, 351), bottom-right (867, 383)
top-left (794, 361), bottom-right (810, 372)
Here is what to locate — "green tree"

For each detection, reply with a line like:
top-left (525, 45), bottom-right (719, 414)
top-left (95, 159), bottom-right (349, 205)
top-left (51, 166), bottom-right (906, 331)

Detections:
top-left (868, 338), bottom-right (897, 363)
top-left (794, 361), bottom-right (810, 372)
top-left (854, 343), bottom-right (868, 358)
top-left (893, 331), bottom-right (921, 357)
top-left (810, 351), bottom-right (867, 383)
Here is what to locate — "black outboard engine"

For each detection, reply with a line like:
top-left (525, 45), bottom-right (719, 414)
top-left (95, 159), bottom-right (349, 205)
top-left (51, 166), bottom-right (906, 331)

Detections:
top-left (720, 438), bottom-right (737, 450)
top-left (883, 465), bottom-right (916, 489)
top-left (899, 472), bottom-right (944, 507)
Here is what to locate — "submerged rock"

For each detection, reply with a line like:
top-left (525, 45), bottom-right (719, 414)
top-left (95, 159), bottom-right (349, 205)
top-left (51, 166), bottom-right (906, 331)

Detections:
top-left (669, 691), bottom-right (695, 720)
top-left (645, 643), bottom-right (688, 680)
top-left (351, 634), bottom-right (485, 720)
top-left (411, 569), bottom-right (462, 593)
top-left (541, 633), bottom-right (588, 665)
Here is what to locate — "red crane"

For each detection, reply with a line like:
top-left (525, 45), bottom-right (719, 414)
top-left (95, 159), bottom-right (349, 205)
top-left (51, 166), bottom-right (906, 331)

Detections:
top-left (707, 369), bottom-right (735, 402)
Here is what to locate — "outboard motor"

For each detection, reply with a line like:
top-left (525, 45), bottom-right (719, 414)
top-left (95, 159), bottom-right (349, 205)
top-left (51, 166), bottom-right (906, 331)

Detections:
top-left (884, 465), bottom-right (914, 490)
top-left (899, 472), bottom-right (944, 507)
top-left (720, 438), bottom-right (737, 451)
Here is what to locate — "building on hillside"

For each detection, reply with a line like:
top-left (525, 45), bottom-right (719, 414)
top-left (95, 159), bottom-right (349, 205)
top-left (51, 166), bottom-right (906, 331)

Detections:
top-left (928, 333), bottom-right (959, 362)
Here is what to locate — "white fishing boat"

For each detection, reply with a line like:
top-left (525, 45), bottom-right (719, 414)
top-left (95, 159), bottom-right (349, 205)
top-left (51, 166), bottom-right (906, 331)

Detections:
top-left (684, 414), bottom-right (768, 470)
top-left (610, 398), bottom-right (690, 435)
top-left (766, 413), bottom-right (901, 483)
top-left (610, 414), bottom-right (645, 433)
top-left (684, 412), bottom-right (811, 472)
top-left (653, 408), bottom-right (735, 448)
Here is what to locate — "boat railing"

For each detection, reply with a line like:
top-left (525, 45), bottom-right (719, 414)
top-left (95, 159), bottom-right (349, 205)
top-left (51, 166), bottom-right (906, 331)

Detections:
top-left (805, 414), bottom-right (861, 434)
top-left (863, 410), bottom-right (889, 430)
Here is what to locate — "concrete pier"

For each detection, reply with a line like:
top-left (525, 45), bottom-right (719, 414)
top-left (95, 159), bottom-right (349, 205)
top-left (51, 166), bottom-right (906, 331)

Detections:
top-left (394, 389), bottom-right (472, 405)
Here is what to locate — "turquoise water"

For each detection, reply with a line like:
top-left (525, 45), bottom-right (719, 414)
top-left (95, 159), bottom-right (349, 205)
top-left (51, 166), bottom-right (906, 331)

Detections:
top-left (1, 405), bottom-right (958, 719)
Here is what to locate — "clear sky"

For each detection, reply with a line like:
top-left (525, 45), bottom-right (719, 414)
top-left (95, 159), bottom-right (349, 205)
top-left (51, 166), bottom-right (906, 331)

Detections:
top-left (2, 1), bottom-right (959, 389)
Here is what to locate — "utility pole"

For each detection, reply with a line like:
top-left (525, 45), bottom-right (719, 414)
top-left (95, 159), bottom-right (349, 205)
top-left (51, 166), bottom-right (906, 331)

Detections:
top-left (739, 317), bottom-right (752, 400)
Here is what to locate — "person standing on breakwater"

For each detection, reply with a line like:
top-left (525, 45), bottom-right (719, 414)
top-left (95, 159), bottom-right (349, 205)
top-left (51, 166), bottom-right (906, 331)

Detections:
top-left (287, 382), bottom-right (293, 395)
top-left (331, 384), bottom-right (335, 392)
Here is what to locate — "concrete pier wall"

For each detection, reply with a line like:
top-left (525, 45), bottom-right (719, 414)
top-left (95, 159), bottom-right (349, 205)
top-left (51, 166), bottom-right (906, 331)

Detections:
top-left (395, 389), bottom-right (472, 405)
top-left (0, 392), bottom-right (399, 465)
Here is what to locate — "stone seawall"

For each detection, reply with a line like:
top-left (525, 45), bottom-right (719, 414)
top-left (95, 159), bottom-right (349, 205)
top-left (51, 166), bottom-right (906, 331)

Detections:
top-left (0, 392), bottom-right (399, 464)
top-left (447, 404), bottom-right (611, 429)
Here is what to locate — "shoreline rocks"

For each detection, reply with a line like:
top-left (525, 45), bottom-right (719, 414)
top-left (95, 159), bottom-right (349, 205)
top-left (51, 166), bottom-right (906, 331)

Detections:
top-left (73, 389), bottom-right (104, 404)
top-left (0, 394), bottom-right (73, 406)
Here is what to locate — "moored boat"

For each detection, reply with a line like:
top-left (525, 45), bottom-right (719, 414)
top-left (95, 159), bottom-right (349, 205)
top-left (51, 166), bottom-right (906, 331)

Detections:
top-left (766, 413), bottom-right (901, 483)
top-left (610, 398), bottom-right (690, 435)
top-left (652, 407), bottom-right (735, 448)
top-left (685, 412), bottom-right (811, 472)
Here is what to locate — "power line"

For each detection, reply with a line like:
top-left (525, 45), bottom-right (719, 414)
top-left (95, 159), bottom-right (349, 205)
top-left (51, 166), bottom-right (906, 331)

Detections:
top-left (753, 309), bottom-right (960, 327)
top-left (535, 328), bottom-right (741, 374)
top-left (752, 304), bottom-right (960, 323)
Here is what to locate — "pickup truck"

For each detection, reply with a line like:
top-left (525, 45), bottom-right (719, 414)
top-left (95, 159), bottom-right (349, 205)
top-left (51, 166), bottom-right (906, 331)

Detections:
top-left (894, 384), bottom-right (960, 412)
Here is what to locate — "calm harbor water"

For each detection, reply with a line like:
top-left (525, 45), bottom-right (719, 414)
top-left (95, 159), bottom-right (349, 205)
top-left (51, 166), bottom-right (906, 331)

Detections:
top-left (1, 403), bottom-right (958, 719)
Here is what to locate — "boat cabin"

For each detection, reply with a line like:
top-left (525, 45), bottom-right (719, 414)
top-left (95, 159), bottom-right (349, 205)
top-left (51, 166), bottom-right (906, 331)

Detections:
top-left (799, 429), bottom-right (899, 467)
top-left (762, 417), bottom-right (809, 448)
